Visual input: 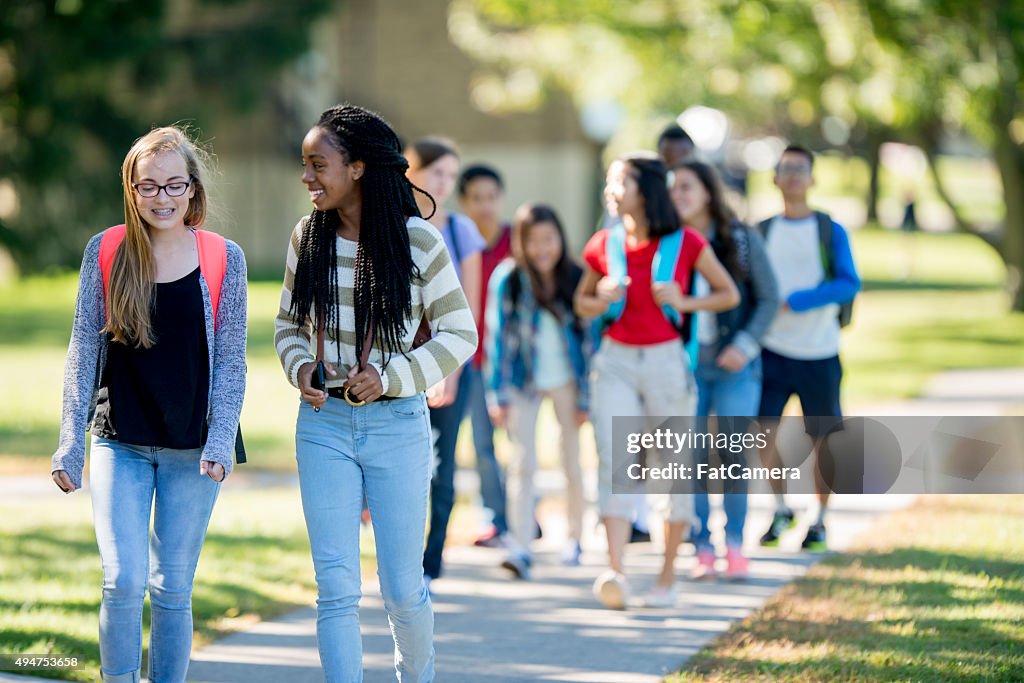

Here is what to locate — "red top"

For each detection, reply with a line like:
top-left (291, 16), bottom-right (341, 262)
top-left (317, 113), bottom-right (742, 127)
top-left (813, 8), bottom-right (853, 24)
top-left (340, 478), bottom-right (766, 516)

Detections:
top-left (475, 224), bottom-right (513, 367)
top-left (582, 227), bottom-right (707, 346)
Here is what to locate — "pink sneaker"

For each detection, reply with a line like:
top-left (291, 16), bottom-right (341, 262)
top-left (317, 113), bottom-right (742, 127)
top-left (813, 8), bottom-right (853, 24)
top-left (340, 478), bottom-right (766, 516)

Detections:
top-left (690, 549), bottom-right (717, 580)
top-left (724, 547), bottom-right (749, 581)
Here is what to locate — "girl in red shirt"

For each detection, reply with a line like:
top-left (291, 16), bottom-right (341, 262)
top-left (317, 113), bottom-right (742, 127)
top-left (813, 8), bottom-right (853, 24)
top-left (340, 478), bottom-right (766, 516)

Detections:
top-left (575, 153), bottom-right (738, 609)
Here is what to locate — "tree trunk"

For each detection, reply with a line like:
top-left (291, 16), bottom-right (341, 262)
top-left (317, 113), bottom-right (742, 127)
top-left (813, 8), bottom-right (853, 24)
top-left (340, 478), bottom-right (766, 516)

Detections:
top-left (865, 133), bottom-right (882, 224)
top-left (919, 124), bottom-right (1020, 309)
top-left (991, 132), bottom-right (1024, 311)
top-left (988, 26), bottom-right (1024, 311)
top-left (920, 140), bottom-right (975, 235)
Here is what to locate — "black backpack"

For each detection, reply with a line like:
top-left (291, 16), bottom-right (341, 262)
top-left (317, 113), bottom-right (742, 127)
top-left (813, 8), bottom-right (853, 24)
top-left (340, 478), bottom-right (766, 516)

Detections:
top-left (758, 211), bottom-right (854, 328)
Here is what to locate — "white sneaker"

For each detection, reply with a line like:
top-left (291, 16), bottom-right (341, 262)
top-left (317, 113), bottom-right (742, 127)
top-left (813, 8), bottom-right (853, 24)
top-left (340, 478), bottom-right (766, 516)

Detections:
top-left (593, 570), bottom-right (629, 609)
top-left (501, 552), bottom-right (531, 580)
top-left (641, 583), bottom-right (678, 608)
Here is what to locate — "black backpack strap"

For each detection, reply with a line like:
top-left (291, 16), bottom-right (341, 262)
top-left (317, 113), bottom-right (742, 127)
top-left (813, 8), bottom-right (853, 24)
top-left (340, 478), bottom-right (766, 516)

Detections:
top-left (679, 270), bottom-right (697, 344)
top-left (234, 425), bottom-right (246, 464)
top-left (815, 211), bottom-right (835, 279)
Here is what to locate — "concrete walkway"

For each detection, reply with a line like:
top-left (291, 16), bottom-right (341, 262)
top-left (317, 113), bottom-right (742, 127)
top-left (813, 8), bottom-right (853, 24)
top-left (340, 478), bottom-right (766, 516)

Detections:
top-left (184, 494), bottom-right (914, 683)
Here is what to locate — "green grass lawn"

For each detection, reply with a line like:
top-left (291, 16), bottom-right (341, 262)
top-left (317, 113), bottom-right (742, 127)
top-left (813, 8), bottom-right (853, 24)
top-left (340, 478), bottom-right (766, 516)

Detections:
top-left (0, 487), bottom-right (384, 682)
top-left (670, 495), bottom-right (1024, 682)
top-left (840, 229), bottom-right (1024, 407)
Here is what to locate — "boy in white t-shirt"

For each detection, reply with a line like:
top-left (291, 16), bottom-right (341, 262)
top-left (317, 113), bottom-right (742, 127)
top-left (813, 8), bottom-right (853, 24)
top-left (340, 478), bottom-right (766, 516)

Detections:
top-left (757, 145), bottom-right (860, 552)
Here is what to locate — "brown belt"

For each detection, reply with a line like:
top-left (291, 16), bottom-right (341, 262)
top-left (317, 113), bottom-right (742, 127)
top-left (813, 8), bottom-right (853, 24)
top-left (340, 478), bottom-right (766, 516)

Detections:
top-left (326, 387), bottom-right (397, 402)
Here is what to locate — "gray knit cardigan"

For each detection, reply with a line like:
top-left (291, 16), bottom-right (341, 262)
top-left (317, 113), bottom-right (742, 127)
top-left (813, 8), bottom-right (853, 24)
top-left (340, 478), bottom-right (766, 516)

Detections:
top-left (51, 230), bottom-right (248, 488)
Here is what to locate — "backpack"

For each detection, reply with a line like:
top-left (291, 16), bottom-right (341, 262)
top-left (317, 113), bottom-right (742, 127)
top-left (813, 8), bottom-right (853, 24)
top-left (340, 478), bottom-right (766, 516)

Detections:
top-left (98, 224), bottom-right (246, 464)
top-left (99, 224), bottom-right (227, 328)
top-left (596, 224), bottom-right (698, 367)
top-left (758, 211), bottom-right (854, 328)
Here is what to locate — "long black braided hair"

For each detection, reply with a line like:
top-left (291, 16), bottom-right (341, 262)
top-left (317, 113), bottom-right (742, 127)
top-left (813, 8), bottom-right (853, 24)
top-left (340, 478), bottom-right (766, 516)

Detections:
top-left (289, 105), bottom-right (435, 367)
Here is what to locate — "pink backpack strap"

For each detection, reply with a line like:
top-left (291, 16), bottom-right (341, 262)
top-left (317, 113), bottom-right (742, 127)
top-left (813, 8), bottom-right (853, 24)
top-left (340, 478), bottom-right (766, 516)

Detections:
top-left (194, 229), bottom-right (227, 329)
top-left (98, 224), bottom-right (128, 321)
top-left (99, 225), bottom-right (227, 328)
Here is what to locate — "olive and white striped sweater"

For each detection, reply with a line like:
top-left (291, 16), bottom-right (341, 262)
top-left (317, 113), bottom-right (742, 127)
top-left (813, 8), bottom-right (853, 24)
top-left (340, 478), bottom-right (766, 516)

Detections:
top-left (274, 216), bottom-right (478, 396)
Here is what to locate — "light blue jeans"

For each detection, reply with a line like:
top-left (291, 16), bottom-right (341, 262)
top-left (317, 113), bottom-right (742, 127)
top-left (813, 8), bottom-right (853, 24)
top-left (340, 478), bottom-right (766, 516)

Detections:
top-left (693, 355), bottom-right (762, 550)
top-left (296, 394), bottom-right (434, 683)
top-left (89, 436), bottom-right (221, 683)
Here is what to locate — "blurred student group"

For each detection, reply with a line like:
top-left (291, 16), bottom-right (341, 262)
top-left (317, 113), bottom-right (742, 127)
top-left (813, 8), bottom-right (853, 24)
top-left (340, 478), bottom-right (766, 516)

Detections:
top-left (368, 122), bottom-right (860, 610)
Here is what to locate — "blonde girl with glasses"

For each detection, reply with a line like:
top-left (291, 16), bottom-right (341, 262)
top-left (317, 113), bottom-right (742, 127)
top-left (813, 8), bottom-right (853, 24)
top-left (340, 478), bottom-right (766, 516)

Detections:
top-left (51, 126), bottom-right (247, 683)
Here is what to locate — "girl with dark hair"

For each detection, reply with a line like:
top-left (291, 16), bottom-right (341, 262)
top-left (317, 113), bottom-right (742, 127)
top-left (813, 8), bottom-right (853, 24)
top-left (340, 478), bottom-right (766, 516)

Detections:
top-left (275, 105), bottom-right (476, 681)
top-left (52, 126), bottom-right (247, 682)
top-left (404, 137), bottom-right (488, 586)
top-left (670, 161), bottom-right (779, 581)
top-left (486, 203), bottom-right (591, 577)
top-left (575, 152), bottom-right (739, 609)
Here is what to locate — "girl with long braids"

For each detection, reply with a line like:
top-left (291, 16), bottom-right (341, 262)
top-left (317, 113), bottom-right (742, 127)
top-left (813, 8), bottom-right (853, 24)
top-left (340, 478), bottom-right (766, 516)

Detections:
top-left (575, 153), bottom-right (738, 610)
top-left (52, 126), bottom-right (247, 683)
top-left (275, 105), bottom-right (476, 681)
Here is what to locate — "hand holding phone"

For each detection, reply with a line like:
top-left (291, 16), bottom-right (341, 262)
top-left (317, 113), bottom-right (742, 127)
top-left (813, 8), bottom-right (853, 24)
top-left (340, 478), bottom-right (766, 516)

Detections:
top-left (311, 360), bottom-right (327, 412)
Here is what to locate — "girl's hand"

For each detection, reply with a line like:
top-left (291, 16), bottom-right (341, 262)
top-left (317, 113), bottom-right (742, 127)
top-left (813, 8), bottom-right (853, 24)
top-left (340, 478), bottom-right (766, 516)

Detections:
top-left (298, 361), bottom-right (335, 409)
top-left (651, 281), bottom-right (687, 312)
top-left (426, 376), bottom-right (451, 408)
top-left (345, 364), bottom-right (384, 403)
top-left (200, 460), bottom-right (226, 482)
top-left (488, 404), bottom-right (509, 429)
top-left (427, 365), bottom-right (463, 408)
top-left (715, 345), bottom-right (748, 372)
top-left (575, 409), bottom-right (589, 428)
top-left (52, 470), bottom-right (76, 494)
top-left (595, 276), bottom-right (629, 304)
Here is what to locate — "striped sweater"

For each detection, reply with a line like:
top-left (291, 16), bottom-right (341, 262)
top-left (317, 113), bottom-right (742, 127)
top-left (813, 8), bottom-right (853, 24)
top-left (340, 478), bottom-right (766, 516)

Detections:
top-left (275, 216), bottom-right (478, 396)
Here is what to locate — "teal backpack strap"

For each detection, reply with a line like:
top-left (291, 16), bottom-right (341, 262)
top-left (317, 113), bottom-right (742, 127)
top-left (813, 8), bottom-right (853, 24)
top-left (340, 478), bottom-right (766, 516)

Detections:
top-left (651, 228), bottom-right (683, 327)
top-left (684, 292), bottom-right (699, 371)
top-left (653, 229), bottom-right (697, 369)
top-left (599, 223), bottom-right (628, 327)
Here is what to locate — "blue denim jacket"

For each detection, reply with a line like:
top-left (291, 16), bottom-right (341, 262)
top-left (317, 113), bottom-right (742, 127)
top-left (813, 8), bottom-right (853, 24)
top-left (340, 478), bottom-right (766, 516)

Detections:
top-left (484, 261), bottom-right (592, 411)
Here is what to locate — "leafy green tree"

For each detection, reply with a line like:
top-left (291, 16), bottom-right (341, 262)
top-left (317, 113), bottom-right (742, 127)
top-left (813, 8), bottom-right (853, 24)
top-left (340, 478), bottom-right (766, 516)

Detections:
top-left (0, 0), bottom-right (331, 270)
top-left (865, 0), bottom-right (1024, 309)
top-left (451, 0), bottom-right (1024, 309)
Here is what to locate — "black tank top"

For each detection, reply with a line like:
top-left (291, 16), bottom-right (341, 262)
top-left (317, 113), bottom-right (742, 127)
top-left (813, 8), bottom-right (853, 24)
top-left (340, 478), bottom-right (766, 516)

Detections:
top-left (93, 267), bottom-right (209, 449)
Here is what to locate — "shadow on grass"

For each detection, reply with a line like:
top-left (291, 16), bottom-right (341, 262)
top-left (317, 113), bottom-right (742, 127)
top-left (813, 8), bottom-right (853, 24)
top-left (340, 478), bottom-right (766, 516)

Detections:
top-left (685, 646), bottom-right (1022, 682)
top-left (0, 423), bottom-right (59, 459)
top-left (1, 527), bottom-right (99, 558)
top-left (679, 543), bottom-right (1024, 682)
top-left (0, 622), bottom-right (100, 681)
top-left (1, 524), bottom-right (317, 680)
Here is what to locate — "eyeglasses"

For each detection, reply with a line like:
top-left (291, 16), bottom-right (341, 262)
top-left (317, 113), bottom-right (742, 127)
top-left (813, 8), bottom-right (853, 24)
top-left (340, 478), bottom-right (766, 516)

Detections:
top-left (776, 164), bottom-right (811, 177)
top-left (132, 178), bottom-right (194, 198)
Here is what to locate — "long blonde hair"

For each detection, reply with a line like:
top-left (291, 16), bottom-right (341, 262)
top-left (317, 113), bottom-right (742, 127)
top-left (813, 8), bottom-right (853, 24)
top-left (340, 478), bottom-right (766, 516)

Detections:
top-left (104, 127), bottom-right (210, 348)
